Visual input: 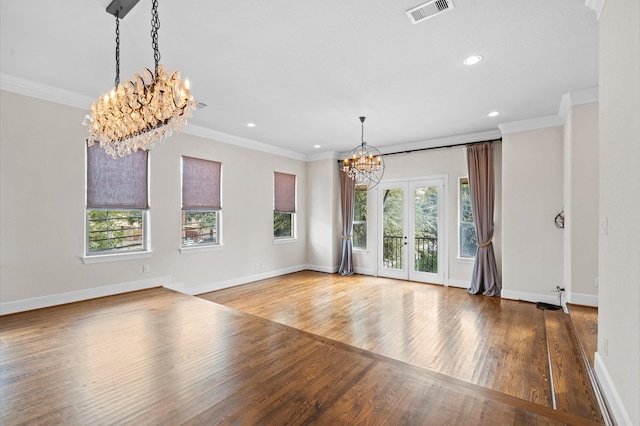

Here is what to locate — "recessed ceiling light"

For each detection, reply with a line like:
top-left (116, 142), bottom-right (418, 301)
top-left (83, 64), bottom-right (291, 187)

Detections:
top-left (488, 111), bottom-right (500, 117)
top-left (246, 122), bottom-right (256, 128)
top-left (463, 55), bottom-right (483, 66)
top-left (313, 144), bottom-right (321, 149)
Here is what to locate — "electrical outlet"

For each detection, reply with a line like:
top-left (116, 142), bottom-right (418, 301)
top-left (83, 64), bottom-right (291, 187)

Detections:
top-left (143, 264), bottom-right (150, 273)
top-left (604, 337), bottom-right (609, 356)
top-left (595, 276), bottom-right (599, 288)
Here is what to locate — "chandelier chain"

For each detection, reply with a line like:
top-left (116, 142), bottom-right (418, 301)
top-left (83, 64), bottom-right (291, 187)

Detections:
top-left (114, 11), bottom-right (120, 87)
top-left (151, 0), bottom-right (161, 74)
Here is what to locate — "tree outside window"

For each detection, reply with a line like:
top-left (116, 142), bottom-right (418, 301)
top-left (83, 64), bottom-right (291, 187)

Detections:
top-left (460, 177), bottom-right (478, 258)
top-left (353, 189), bottom-right (367, 250)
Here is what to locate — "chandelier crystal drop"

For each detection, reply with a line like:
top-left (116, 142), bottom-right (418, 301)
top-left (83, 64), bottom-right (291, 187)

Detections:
top-left (343, 117), bottom-right (385, 190)
top-left (84, 0), bottom-right (195, 158)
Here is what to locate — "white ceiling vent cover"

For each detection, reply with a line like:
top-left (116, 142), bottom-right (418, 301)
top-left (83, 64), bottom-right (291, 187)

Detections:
top-left (406, 0), bottom-right (455, 24)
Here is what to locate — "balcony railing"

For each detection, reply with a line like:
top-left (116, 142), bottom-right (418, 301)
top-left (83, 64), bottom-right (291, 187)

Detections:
top-left (383, 235), bottom-right (438, 273)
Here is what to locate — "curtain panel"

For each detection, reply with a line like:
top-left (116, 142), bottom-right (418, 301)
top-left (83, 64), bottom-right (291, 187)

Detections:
top-left (466, 141), bottom-right (502, 296)
top-left (338, 170), bottom-right (355, 276)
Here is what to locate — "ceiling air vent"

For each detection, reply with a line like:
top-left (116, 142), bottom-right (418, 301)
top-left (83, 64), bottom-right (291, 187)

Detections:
top-left (406, 0), bottom-right (455, 24)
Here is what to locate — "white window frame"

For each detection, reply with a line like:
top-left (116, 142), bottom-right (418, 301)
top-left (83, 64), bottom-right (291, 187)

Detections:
top-left (83, 146), bottom-right (151, 264)
top-left (273, 172), bottom-right (297, 242)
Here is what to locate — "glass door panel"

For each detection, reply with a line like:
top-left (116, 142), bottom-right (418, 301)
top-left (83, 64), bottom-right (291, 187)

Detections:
top-left (409, 180), bottom-right (444, 284)
top-left (378, 178), bottom-right (445, 284)
top-left (378, 184), bottom-right (408, 280)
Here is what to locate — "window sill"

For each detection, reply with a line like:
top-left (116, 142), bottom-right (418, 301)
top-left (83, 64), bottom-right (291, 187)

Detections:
top-left (353, 249), bottom-right (369, 255)
top-left (274, 238), bottom-right (297, 244)
top-left (179, 244), bottom-right (223, 254)
top-left (82, 250), bottom-right (152, 264)
top-left (457, 256), bottom-right (475, 263)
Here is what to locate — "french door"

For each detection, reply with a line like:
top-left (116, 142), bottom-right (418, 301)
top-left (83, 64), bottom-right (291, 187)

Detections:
top-left (377, 178), bottom-right (446, 284)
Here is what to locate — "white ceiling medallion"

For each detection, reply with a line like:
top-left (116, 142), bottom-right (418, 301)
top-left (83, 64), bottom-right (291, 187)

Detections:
top-left (406, 0), bottom-right (455, 24)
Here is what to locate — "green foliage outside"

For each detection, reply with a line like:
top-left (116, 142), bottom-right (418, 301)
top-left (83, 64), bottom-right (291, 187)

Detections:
top-left (274, 212), bottom-right (293, 238)
top-left (382, 187), bottom-right (439, 273)
top-left (414, 186), bottom-right (438, 272)
top-left (352, 189), bottom-right (367, 249)
top-left (460, 180), bottom-right (478, 257)
top-left (88, 209), bottom-right (143, 252)
top-left (183, 211), bottom-right (217, 245)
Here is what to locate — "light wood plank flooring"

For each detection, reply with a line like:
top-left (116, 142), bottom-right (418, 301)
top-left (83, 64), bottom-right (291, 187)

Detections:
top-left (1, 271), bottom-right (603, 425)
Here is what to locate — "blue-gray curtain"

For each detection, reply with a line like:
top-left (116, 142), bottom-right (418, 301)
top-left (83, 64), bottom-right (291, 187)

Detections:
top-left (466, 141), bottom-right (501, 296)
top-left (338, 170), bottom-right (355, 276)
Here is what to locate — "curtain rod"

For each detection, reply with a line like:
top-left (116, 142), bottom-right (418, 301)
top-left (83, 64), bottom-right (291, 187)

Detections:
top-left (336, 138), bottom-right (501, 162)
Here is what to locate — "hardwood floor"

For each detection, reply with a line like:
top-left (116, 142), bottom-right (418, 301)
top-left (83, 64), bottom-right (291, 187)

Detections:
top-left (566, 304), bottom-right (598, 367)
top-left (0, 271), bottom-right (603, 425)
top-left (200, 271), bottom-right (603, 424)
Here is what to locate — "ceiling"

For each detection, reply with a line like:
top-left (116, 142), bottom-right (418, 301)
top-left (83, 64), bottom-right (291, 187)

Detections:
top-left (0, 0), bottom-right (598, 158)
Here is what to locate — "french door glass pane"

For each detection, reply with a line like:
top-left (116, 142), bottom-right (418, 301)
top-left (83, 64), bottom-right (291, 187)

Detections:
top-left (382, 188), bottom-right (404, 269)
top-left (414, 186), bottom-right (438, 273)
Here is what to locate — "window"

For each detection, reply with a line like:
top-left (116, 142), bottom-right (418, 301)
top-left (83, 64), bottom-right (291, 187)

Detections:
top-left (181, 156), bottom-right (221, 247)
top-left (86, 143), bottom-right (149, 255)
top-left (274, 172), bottom-right (296, 239)
top-left (353, 189), bottom-right (367, 250)
top-left (459, 177), bottom-right (478, 258)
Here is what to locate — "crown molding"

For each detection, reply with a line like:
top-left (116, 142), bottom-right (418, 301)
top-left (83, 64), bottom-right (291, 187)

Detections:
top-left (183, 125), bottom-right (307, 162)
top-left (558, 86), bottom-right (599, 123)
top-left (585, 0), bottom-right (606, 20)
top-left (1, 73), bottom-right (93, 110)
top-left (1, 73), bottom-right (309, 161)
top-left (500, 86), bottom-right (599, 134)
top-left (306, 151), bottom-right (341, 162)
top-left (498, 115), bottom-right (564, 135)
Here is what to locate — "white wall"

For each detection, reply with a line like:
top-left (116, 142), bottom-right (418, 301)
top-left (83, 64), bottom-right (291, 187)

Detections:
top-left (563, 102), bottom-right (599, 305)
top-left (502, 126), bottom-right (565, 304)
top-left (0, 90), bottom-right (309, 310)
top-left (352, 143), bottom-right (502, 288)
top-left (306, 158), bottom-right (340, 271)
top-left (597, 0), bottom-right (640, 424)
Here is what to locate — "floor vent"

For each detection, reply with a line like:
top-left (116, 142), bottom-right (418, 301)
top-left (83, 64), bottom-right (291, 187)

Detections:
top-left (406, 0), bottom-right (455, 24)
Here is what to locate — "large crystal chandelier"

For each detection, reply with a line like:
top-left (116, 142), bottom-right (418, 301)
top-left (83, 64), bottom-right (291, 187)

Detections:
top-left (343, 117), bottom-right (385, 190)
top-left (84, 0), bottom-right (195, 158)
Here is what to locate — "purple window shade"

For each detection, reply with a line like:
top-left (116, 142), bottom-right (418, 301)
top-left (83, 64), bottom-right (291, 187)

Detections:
top-left (274, 172), bottom-right (296, 213)
top-left (86, 144), bottom-right (149, 209)
top-left (182, 156), bottom-right (222, 210)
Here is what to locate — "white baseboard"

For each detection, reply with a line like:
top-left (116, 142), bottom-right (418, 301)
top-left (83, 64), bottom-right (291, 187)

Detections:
top-left (447, 279), bottom-right (470, 289)
top-left (594, 352), bottom-right (633, 426)
top-left (501, 289), bottom-right (561, 306)
top-left (185, 265), bottom-right (307, 295)
top-left (353, 267), bottom-right (375, 276)
top-left (305, 264), bottom-right (339, 274)
top-left (163, 281), bottom-right (185, 293)
top-left (0, 276), bottom-right (171, 315)
top-left (569, 292), bottom-right (598, 307)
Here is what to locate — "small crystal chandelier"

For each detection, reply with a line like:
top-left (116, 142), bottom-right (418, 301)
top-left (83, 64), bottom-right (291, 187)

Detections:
top-left (343, 116), bottom-right (385, 190)
top-left (84, 0), bottom-right (195, 158)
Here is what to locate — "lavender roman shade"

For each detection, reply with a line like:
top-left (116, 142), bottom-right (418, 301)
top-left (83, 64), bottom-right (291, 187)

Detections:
top-left (274, 172), bottom-right (296, 213)
top-left (86, 143), bottom-right (148, 209)
top-left (182, 156), bottom-right (222, 210)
